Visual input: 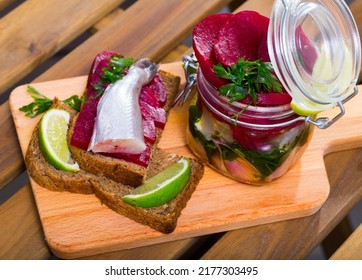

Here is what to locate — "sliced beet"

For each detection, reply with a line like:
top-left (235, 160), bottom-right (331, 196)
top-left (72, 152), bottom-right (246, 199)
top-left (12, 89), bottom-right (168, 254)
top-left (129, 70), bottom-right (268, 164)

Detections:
top-left (70, 98), bottom-right (100, 150)
top-left (103, 143), bottom-right (151, 167)
top-left (146, 74), bottom-right (167, 107)
top-left (295, 26), bottom-right (318, 74)
top-left (192, 13), bottom-right (232, 88)
top-left (139, 100), bottom-right (166, 129)
top-left (257, 34), bottom-right (271, 62)
top-left (239, 92), bottom-right (292, 106)
top-left (142, 119), bottom-right (157, 144)
top-left (230, 125), bottom-right (283, 150)
top-left (85, 50), bottom-right (117, 100)
top-left (214, 11), bottom-right (269, 66)
top-left (140, 86), bottom-right (160, 108)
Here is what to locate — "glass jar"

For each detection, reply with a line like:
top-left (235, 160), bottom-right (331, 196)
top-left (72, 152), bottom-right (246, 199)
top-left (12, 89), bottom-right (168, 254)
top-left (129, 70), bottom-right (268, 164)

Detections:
top-left (180, 0), bottom-right (361, 185)
top-left (186, 69), bottom-right (313, 185)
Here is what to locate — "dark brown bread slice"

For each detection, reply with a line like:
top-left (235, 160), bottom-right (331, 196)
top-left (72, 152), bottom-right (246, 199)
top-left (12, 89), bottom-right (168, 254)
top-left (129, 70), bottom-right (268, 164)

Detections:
top-left (92, 149), bottom-right (204, 233)
top-left (25, 99), bottom-right (96, 194)
top-left (68, 70), bottom-right (181, 187)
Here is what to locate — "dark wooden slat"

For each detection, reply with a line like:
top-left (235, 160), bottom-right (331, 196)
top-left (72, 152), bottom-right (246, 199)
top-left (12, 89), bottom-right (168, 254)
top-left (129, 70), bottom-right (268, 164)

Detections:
top-left (200, 149), bottom-right (362, 259)
top-left (0, 102), bottom-right (24, 189)
top-left (0, 0), bottom-right (124, 96)
top-left (35, 0), bottom-right (231, 82)
top-left (0, 183), bottom-right (51, 259)
top-left (0, 0), bottom-right (17, 12)
top-left (330, 223), bottom-right (362, 260)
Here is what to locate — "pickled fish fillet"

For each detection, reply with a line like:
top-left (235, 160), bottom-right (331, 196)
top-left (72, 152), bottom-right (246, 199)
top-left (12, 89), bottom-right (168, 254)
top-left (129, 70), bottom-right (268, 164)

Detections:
top-left (88, 59), bottom-right (158, 154)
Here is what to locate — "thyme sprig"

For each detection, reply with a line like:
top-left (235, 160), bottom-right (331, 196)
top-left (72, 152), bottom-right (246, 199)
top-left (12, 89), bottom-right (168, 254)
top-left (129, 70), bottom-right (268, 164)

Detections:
top-left (213, 58), bottom-right (282, 103)
top-left (19, 85), bottom-right (83, 118)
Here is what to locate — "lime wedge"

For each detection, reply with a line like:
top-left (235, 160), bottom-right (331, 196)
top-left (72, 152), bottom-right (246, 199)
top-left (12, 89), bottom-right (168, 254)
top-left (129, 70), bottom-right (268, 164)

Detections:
top-left (122, 158), bottom-right (191, 208)
top-left (38, 108), bottom-right (79, 172)
top-left (290, 99), bottom-right (325, 116)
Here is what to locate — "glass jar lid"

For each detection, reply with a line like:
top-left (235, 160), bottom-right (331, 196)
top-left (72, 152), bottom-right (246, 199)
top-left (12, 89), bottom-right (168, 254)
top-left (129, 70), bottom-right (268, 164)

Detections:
top-left (268, 0), bottom-right (361, 114)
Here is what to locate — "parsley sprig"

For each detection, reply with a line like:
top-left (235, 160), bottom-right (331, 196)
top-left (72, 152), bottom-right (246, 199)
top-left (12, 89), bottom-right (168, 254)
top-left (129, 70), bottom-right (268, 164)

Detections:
top-left (92, 55), bottom-right (134, 96)
top-left (213, 58), bottom-right (282, 103)
top-left (19, 85), bottom-right (83, 118)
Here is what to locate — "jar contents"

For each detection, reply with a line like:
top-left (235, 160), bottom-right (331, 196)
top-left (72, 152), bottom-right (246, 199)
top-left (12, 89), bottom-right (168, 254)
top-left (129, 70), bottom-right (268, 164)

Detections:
top-left (187, 10), bottom-right (315, 184)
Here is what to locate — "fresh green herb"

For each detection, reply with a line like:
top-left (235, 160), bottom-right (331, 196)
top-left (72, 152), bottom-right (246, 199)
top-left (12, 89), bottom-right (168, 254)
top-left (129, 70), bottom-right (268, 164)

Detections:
top-left (62, 95), bottom-right (84, 111)
top-left (92, 55), bottom-right (134, 96)
top-left (213, 58), bottom-right (282, 103)
top-left (19, 85), bottom-right (83, 118)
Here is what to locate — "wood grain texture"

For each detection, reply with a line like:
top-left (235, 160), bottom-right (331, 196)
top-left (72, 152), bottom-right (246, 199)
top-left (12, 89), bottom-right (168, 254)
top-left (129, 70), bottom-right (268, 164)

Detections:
top-left (0, 184), bottom-right (51, 259)
top-left (0, 0), bottom-right (124, 95)
top-left (201, 148), bottom-right (362, 259)
top-left (10, 62), bottom-right (361, 259)
top-left (0, 0), bottom-right (16, 12)
top-left (0, 102), bottom-right (24, 189)
top-left (330, 223), bottom-right (362, 260)
top-left (34, 0), bottom-right (231, 83)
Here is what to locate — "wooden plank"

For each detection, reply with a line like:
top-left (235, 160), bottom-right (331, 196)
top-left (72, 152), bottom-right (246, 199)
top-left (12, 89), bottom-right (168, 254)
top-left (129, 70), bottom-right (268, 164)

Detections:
top-left (89, 8), bottom-right (124, 34)
top-left (234, 0), bottom-right (274, 15)
top-left (0, 183), bottom-right (51, 259)
top-left (34, 0), bottom-right (231, 82)
top-left (0, 0), bottom-right (124, 95)
top-left (200, 148), bottom-right (362, 259)
top-left (0, 0), bottom-right (17, 12)
top-left (330, 223), bottom-right (362, 260)
top-left (0, 102), bottom-right (24, 189)
top-left (79, 237), bottom-right (200, 260)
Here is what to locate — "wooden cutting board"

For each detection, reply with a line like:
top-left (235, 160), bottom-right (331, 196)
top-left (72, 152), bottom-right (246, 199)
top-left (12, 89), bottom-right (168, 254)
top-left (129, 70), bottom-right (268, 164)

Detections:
top-left (9, 62), bottom-right (362, 259)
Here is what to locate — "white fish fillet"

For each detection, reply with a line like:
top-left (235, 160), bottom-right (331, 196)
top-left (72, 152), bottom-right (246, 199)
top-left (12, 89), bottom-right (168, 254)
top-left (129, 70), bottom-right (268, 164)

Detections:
top-left (88, 58), bottom-right (158, 154)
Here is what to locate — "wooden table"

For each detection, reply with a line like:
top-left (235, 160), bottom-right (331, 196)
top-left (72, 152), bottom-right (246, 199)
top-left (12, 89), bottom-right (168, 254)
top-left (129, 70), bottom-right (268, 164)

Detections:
top-left (1, 0), bottom-right (361, 260)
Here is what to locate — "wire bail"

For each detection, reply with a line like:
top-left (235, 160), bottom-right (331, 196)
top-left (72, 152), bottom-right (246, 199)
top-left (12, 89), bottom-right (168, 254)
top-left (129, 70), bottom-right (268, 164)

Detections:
top-left (172, 55), bottom-right (198, 107)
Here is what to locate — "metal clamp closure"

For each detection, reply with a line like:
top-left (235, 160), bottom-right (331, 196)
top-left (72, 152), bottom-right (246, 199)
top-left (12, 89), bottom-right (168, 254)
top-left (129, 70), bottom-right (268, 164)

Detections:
top-left (172, 55), bottom-right (198, 107)
top-left (305, 86), bottom-right (357, 129)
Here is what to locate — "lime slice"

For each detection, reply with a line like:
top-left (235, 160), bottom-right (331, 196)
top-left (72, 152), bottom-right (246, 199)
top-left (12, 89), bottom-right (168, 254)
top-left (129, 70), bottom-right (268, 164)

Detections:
top-left (122, 157), bottom-right (191, 208)
top-left (38, 108), bottom-right (79, 172)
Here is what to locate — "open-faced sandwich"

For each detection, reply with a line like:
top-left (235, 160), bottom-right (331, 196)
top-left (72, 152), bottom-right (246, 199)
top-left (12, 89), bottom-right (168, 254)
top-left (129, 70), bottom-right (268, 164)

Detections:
top-left (23, 50), bottom-right (204, 233)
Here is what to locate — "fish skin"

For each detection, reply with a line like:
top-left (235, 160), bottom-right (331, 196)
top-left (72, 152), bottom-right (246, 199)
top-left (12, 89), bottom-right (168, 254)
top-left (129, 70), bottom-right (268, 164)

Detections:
top-left (88, 59), bottom-right (159, 154)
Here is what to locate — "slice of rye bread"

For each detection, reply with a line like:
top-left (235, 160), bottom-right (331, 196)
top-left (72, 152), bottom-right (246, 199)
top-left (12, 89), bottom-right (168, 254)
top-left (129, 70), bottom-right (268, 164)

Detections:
top-left (92, 149), bottom-right (204, 233)
top-left (68, 70), bottom-right (181, 187)
top-left (25, 99), bottom-right (96, 194)
top-left (25, 99), bottom-right (204, 233)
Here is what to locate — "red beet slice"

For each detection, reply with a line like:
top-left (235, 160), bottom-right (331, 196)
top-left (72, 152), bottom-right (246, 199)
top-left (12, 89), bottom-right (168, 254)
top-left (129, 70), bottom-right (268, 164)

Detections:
top-left (70, 98), bottom-right (99, 150)
top-left (140, 86), bottom-right (161, 108)
top-left (230, 124), bottom-right (284, 150)
top-left (146, 74), bottom-right (167, 107)
top-left (295, 26), bottom-right (318, 74)
top-left (240, 92), bottom-right (292, 106)
top-left (139, 100), bottom-right (166, 129)
top-left (85, 50), bottom-right (117, 100)
top-left (104, 143), bottom-right (151, 167)
top-left (192, 13), bottom-right (232, 88)
top-left (142, 119), bottom-right (157, 144)
top-left (214, 11), bottom-right (269, 66)
top-left (257, 34), bottom-right (271, 62)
